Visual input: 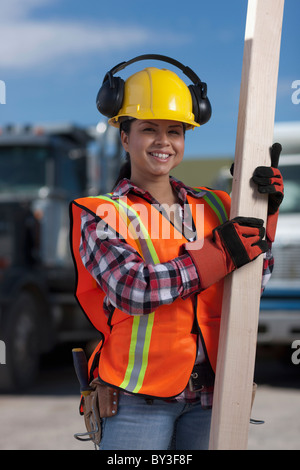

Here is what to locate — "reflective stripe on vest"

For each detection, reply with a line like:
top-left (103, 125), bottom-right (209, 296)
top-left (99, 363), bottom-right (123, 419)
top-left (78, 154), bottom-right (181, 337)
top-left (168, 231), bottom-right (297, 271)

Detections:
top-left (94, 193), bottom-right (158, 393)
top-left (194, 188), bottom-right (228, 224)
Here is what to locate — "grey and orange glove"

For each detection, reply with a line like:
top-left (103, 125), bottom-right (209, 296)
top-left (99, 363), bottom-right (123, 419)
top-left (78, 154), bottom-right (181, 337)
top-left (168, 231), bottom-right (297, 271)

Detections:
top-left (252, 143), bottom-right (284, 242)
top-left (185, 217), bottom-right (268, 290)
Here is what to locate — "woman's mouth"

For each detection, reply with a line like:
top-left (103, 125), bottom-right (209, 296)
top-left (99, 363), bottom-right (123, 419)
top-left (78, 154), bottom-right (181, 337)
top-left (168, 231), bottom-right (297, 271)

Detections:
top-left (149, 152), bottom-right (172, 161)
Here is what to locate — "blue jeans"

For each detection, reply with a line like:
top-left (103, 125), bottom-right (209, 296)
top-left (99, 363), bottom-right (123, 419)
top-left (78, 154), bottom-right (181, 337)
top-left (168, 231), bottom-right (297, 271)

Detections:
top-left (99, 393), bottom-right (212, 450)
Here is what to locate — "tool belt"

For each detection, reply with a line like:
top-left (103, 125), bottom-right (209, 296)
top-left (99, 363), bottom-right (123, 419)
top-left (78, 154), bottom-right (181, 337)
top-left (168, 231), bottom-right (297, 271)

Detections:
top-left (74, 378), bottom-right (119, 446)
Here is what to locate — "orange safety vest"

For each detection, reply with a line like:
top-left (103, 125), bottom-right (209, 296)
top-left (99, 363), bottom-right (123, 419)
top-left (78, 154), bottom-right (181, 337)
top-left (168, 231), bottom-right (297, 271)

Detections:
top-left (70, 187), bottom-right (231, 399)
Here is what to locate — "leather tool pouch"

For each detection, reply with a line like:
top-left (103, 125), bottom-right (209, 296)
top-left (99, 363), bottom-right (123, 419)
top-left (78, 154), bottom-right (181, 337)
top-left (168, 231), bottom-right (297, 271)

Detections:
top-left (75, 378), bottom-right (119, 446)
top-left (91, 378), bottom-right (120, 418)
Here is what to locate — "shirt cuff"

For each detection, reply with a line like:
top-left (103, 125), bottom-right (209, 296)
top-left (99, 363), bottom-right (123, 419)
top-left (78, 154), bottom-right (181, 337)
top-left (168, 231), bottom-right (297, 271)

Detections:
top-left (172, 253), bottom-right (201, 299)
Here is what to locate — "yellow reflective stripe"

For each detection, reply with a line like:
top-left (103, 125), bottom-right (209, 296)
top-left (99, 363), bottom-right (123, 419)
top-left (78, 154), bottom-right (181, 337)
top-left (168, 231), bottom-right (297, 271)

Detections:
top-left (204, 191), bottom-right (228, 223)
top-left (94, 195), bottom-right (160, 264)
top-left (92, 194), bottom-right (159, 393)
top-left (193, 188), bottom-right (228, 224)
top-left (114, 198), bottom-right (158, 392)
top-left (132, 312), bottom-right (155, 393)
top-left (116, 197), bottom-right (160, 265)
top-left (94, 194), bottom-right (137, 242)
top-left (119, 316), bottom-right (140, 390)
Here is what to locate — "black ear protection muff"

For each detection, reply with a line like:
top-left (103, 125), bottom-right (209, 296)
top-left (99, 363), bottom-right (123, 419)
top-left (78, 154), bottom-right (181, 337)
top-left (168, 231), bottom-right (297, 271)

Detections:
top-left (96, 54), bottom-right (212, 126)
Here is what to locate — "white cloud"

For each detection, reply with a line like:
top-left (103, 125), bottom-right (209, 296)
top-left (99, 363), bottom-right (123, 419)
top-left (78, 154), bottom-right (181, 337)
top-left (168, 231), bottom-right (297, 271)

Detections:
top-left (0, 0), bottom-right (52, 20)
top-left (0, 1), bottom-right (191, 71)
top-left (0, 21), bottom-right (154, 69)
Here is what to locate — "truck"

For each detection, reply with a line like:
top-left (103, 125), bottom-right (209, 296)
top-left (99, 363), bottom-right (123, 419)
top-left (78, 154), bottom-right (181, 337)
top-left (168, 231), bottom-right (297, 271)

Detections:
top-left (213, 121), bottom-right (300, 348)
top-left (0, 122), bottom-right (122, 391)
top-left (258, 122), bottom-right (300, 347)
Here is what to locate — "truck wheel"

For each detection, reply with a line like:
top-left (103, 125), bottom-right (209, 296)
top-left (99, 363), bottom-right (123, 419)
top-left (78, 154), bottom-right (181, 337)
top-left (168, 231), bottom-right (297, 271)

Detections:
top-left (0, 292), bottom-right (40, 392)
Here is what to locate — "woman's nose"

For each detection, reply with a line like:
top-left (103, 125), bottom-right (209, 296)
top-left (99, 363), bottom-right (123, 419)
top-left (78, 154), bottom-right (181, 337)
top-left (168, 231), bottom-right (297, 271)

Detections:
top-left (154, 131), bottom-right (170, 146)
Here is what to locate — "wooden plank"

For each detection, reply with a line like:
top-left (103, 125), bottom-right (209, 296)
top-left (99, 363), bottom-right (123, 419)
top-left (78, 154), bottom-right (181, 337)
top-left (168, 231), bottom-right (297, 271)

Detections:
top-left (209, 0), bottom-right (285, 450)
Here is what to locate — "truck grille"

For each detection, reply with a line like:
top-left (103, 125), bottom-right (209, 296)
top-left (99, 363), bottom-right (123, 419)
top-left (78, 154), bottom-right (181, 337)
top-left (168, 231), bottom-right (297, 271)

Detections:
top-left (271, 244), bottom-right (300, 280)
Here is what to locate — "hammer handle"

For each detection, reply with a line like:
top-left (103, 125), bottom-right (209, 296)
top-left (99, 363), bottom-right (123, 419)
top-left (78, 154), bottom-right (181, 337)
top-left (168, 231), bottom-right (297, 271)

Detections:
top-left (72, 348), bottom-right (93, 396)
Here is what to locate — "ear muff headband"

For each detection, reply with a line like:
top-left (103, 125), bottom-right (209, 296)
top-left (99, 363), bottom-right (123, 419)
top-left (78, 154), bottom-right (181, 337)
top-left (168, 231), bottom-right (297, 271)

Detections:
top-left (96, 54), bottom-right (212, 126)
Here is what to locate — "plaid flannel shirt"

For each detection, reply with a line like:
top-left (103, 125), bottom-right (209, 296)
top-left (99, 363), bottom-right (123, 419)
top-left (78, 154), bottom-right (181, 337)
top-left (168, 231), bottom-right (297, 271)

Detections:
top-left (79, 177), bottom-right (274, 407)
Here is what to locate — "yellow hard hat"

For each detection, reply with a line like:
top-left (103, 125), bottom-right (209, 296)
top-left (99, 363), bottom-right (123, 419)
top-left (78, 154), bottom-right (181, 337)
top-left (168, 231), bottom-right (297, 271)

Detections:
top-left (108, 67), bottom-right (199, 130)
top-left (96, 55), bottom-right (212, 128)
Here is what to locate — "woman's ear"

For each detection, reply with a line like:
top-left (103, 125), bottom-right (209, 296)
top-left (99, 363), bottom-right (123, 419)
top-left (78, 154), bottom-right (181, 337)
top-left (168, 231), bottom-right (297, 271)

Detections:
top-left (120, 130), bottom-right (129, 152)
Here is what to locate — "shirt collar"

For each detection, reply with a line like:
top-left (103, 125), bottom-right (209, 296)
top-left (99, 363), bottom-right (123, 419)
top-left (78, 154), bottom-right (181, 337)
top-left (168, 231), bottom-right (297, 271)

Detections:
top-left (110, 176), bottom-right (206, 204)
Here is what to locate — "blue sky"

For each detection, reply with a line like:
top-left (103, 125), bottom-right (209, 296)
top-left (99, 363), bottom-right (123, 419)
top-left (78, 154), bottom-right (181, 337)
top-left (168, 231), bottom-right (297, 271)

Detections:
top-left (0, 0), bottom-right (299, 157)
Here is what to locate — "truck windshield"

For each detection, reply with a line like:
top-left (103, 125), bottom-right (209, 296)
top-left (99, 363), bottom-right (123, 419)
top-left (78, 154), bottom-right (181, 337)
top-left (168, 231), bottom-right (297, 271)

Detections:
top-left (279, 164), bottom-right (300, 214)
top-left (0, 145), bottom-right (48, 191)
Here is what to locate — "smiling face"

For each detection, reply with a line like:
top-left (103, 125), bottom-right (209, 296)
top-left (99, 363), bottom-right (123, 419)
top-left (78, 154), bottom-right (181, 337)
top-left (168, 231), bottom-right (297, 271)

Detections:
top-left (120, 119), bottom-right (185, 187)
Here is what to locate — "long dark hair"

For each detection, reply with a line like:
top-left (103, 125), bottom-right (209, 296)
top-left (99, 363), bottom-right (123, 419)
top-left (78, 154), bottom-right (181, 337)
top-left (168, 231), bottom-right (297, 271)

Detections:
top-left (113, 119), bottom-right (133, 188)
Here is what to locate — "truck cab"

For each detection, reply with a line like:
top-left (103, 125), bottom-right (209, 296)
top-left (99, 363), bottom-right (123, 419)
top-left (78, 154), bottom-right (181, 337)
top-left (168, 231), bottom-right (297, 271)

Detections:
top-left (0, 122), bottom-right (121, 390)
top-left (258, 154), bottom-right (300, 345)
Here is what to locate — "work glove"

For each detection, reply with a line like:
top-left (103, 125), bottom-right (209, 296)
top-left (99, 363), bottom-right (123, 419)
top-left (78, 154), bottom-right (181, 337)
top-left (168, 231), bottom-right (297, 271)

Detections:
top-left (185, 217), bottom-right (268, 290)
top-left (252, 143), bottom-right (284, 242)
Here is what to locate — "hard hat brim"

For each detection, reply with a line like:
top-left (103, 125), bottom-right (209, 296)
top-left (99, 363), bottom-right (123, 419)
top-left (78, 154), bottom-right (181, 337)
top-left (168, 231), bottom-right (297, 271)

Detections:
top-left (108, 114), bottom-right (200, 130)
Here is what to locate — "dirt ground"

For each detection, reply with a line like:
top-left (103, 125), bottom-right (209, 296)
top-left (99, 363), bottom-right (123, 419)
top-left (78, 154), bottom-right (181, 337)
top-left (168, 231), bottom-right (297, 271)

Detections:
top-left (0, 345), bottom-right (299, 451)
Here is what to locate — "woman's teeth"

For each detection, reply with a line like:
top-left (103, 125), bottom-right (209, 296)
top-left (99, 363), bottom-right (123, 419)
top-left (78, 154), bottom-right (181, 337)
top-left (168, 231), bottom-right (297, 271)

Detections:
top-left (151, 152), bottom-right (170, 160)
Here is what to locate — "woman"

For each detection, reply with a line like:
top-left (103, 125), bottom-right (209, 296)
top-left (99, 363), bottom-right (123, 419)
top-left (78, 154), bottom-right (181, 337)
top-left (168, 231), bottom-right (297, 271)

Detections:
top-left (70, 59), bottom-right (283, 450)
